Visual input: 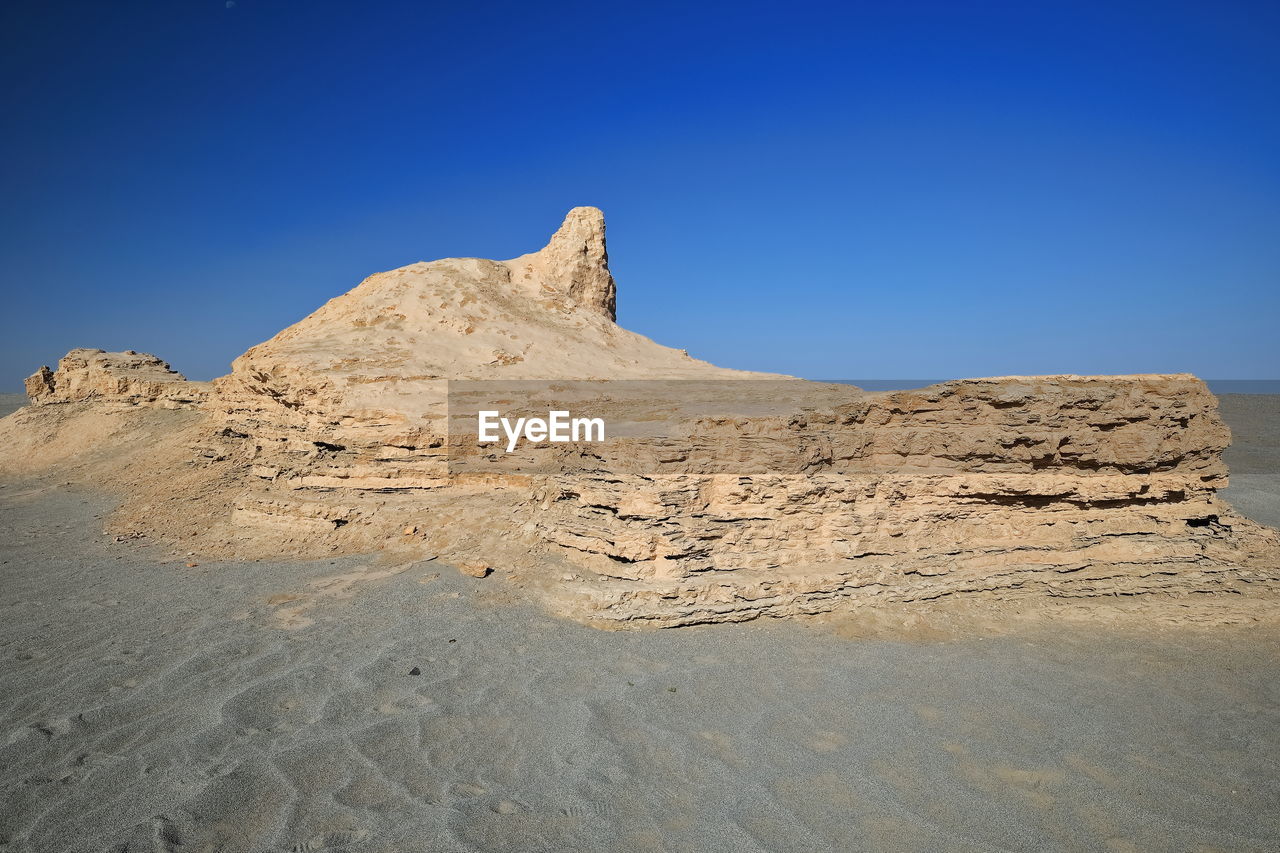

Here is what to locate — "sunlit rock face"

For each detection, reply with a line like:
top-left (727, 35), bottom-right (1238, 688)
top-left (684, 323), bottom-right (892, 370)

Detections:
top-left (24, 349), bottom-right (207, 408)
top-left (207, 208), bottom-right (767, 491)
top-left (529, 374), bottom-right (1270, 626)
top-left (11, 209), bottom-right (1280, 627)
top-left (506, 205), bottom-right (618, 321)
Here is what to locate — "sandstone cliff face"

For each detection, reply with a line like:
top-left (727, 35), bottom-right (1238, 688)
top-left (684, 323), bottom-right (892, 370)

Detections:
top-left (24, 349), bottom-right (208, 408)
top-left (8, 209), bottom-right (1279, 627)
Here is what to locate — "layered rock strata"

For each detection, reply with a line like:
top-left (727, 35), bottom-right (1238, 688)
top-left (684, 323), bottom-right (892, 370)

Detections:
top-left (8, 209), bottom-right (1279, 626)
top-left (518, 376), bottom-right (1275, 625)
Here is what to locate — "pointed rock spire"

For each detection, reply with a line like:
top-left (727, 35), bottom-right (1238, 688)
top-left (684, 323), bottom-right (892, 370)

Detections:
top-left (506, 206), bottom-right (617, 321)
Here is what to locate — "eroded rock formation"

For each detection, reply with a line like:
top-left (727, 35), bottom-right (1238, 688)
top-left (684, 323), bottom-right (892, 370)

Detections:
top-left (527, 376), bottom-right (1268, 625)
top-left (3, 208), bottom-right (1278, 627)
top-left (210, 206), bottom-right (762, 492)
top-left (24, 348), bottom-right (208, 408)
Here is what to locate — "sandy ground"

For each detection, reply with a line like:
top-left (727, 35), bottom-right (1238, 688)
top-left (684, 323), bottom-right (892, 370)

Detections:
top-left (1, 394), bottom-right (1278, 852)
top-left (1218, 394), bottom-right (1280, 529)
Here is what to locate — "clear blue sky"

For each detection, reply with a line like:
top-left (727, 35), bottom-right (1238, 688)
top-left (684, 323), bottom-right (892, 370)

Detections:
top-left (2, 0), bottom-right (1277, 386)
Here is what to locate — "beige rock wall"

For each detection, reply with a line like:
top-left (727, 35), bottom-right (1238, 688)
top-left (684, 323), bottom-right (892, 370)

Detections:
top-left (519, 376), bottom-right (1279, 625)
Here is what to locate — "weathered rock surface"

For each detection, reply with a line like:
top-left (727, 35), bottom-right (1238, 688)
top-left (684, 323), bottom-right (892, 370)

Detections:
top-left (24, 349), bottom-right (208, 408)
top-left (506, 204), bottom-right (618, 321)
top-left (210, 206), bottom-right (769, 492)
top-left (5, 208), bottom-right (1278, 627)
top-left (526, 376), bottom-right (1278, 625)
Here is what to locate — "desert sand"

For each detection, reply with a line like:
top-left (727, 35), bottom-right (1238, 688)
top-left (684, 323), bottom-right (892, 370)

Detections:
top-left (0, 394), bottom-right (1278, 851)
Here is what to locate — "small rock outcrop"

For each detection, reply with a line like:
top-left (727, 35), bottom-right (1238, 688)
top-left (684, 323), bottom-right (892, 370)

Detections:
top-left (24, 349), bottom-right (208, 408)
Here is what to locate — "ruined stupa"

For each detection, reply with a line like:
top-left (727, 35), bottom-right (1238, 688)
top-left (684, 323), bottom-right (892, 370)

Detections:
top-left (4, 208), bottom-right (1278, 626)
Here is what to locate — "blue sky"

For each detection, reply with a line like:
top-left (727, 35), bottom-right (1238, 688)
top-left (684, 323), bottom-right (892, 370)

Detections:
top-left (2, 0), bottom-right (1277, 385)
